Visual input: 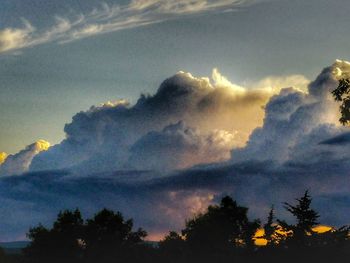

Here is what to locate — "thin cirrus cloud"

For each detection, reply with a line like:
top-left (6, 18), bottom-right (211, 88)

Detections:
top-left (0, 0), bottom-right (256, 54)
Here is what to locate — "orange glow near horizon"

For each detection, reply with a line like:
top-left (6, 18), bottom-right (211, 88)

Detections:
top-left (146, 225), bottom-right (334, 245)
top-left (253, 225), bottom-right (334, 246)
top-left (146, 232), bottom-right (167, 242)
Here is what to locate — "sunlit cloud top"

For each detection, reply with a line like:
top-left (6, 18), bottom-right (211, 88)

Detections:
top-left (0, 152), bottom-right (8, 165)
top-left (0, 0), bottom-right (255, 54)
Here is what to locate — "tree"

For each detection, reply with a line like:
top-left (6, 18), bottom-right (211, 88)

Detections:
top-left (263, 206), bottom-right (280, 246)
top-left (24, 208), bottom-right (148, 263)
top-left (182, 196), bottom-right (260, 256)
top-left (278, 191), bottom-right (319, 248)
top-left (84, 208), bottom-right (147, 263)
top-left (0, 247), bottom-right (8, 263)
top-left (24, 209), bottom-right (85, 263)
top-left (158, 231), bottom-right (186, 262)
top-left (332, 78), bottom-right (350, 125)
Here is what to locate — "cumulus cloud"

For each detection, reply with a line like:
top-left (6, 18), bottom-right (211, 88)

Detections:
top-left (0, 140), bottom-right (50, 176)
top-left (1, 61), bottom-right (350, 241)
top-left (128, 121), bottom-right (237, 171)
top-left (232, 60), bottom-right (348, 163)
top-left (0, 0), bottom-right (256, 54)
top-left (30, 69), bottom-right (304, 173)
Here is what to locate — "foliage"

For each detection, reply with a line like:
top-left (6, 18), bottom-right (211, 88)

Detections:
top-left (24, 209), bottom-right (84, 263)
top-left (277, 190), bottom-right (320, 248)
top-left (182, 196), bottom-right (259, 253)
top-left (332, 78), bottom-right (350, 125)
top-left (23, 208), bottom-right (147, 263)
top-left (84, 208), bottom-right (147, 263)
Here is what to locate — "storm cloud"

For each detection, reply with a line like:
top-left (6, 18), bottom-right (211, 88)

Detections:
top-left (0, 61), bottom-right (349, 241)
top-left (29, 69), bottom-right (302, 173)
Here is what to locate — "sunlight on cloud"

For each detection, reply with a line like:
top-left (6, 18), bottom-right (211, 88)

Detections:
top-left (0, 140), bottom-right (50, 176)
top-left (212, 68), bottom-right (245, 92)
top-left (35, 140), bottom-right (51, 151)
top-left (251, 74), bottom-right (309, 94)
top-left (0, 0), bottom-right (256, 54)
top-left (0, 21), bottom-right (34, 53)
top-left (157, 190), bottom-right (216, 230)
top-left (28, 67), bottom-right (310, 173)
top-left (0, 152), bottom-right (8, 165)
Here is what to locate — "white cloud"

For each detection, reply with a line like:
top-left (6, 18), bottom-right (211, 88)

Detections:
top-left (128, 121), bottom-right (238, 171)
top-left (29, 68), bottom-right (297, 174)
top-left (232, 60), bottom-right (349, 164)
top-left (0, 0), bottom-right (255, 54)
top-left (0, 140), bottom-right (50, 176)
top-left (0, 21), bottom-right (34, 53)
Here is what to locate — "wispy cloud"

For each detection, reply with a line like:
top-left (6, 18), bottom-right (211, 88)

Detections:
top-left (0, 0), bottom-right (255, 54)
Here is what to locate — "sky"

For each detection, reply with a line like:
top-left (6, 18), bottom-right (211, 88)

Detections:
top-left (0, 0), bottom-right (350, 241)
top-left (1, 0), bottom-right (350, 153)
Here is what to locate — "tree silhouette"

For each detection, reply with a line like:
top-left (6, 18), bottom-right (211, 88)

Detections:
top-left (182, 196), bottom-right (260, 257)
top-left (23, 208), bottom-right (147, 263)
top-left (278, 191), bottom-right (320, 248)
top-left (24, 209), bottom-right (84, 263)
top-left (0, 247), bottom-right (8, 263)
top-left (84, 208), bottom-right (147, 263)
top-left (158, 231), bottom-right (186, 262)
top-left (17, 194), bottom-right (350, 263)
top-left (332, 78), bottom-right (350, 125)
top-left (263, 206), bottom-right (280, 246)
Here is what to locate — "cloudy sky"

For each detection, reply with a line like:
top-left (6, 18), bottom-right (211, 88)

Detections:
top-left (1, 0), bottom-right (350, 241)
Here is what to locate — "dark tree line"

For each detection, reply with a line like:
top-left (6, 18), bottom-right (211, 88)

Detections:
top-left (0, 191), bottom-right (349, 263)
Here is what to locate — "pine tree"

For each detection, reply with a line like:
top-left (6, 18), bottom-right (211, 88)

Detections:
top-left (263, 206), bottom-right (278, 246)
top-left (278, 191), bottom-right (320, 248)
top-left (284, 191), bottom-right (319, 233)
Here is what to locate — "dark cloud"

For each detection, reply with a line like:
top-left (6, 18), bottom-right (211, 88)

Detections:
top-left (320, 132), bottom-right (350, 145)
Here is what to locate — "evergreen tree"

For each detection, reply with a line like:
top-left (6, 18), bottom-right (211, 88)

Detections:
top-left (278, 191), bottom-right (319, 248)
top-left (263, 206), bottom-right (279, 246)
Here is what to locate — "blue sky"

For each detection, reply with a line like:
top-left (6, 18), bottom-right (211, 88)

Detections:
top-left (1, 0), bottom-right (350, 153)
